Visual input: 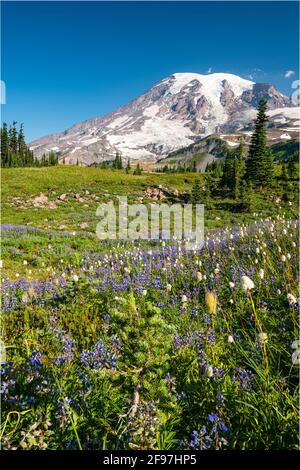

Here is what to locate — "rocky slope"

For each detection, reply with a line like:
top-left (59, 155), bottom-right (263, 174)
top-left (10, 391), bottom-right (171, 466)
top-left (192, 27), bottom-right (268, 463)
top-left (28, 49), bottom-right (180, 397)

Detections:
top-left (30, 72), bottom-right (297, 164)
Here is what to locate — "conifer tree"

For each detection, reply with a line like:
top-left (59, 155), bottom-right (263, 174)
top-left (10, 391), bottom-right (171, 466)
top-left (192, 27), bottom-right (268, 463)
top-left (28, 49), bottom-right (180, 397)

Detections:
top-left (191, 178), bottom-right (202, 204)
top-left (126, 158), bottom-right (131, 173)
top-left (240, 180), bottom-right (254, 212)
top-left (221, 150), bottom-right (235, 190)
top-left (133, 163), bottom-right (142, 175)
top-left (246, 98), bottom-right (273, 187)
top-left (0, 122), bottom-right (9, 166)
top-left (9, 121), bottom-right (18, 155)
top-left (233, 143), bottom-right (246, 199)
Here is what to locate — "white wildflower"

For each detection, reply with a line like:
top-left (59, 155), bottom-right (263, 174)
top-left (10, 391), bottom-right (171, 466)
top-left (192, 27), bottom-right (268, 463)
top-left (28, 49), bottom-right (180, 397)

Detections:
top-left (228, 335), bottom-right (235, 344)
top-left (287, 293), bottom-right (297, 305)
top-left (73, 275), bottom-right (79, 282)
top-left (182, 295), bottom-right (188, 303)
top-left (205, 365), bottom-right (214, 378)
top-left (258, 269), bottom-right (264, 280)
top-left (241, 275), bottom-right (255, 292)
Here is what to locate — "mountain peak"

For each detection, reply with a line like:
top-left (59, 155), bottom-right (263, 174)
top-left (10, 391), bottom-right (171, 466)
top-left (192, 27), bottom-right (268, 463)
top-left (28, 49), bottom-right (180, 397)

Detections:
top-left (30, 72), bottom-right (295, 165)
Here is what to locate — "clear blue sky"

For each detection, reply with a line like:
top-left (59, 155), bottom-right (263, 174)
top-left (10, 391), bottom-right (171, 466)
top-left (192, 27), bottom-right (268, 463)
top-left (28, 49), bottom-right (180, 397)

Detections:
top-left (1, 1), bottom-right (299, 142)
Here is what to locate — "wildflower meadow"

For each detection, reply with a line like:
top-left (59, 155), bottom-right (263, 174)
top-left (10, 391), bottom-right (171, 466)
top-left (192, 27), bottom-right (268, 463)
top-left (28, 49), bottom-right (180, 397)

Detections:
top-left (1, 179), bottom-right (299, 450)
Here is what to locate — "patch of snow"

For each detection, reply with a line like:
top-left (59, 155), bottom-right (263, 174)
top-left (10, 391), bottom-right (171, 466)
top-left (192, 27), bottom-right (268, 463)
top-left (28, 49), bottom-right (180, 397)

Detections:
top-left (143, 105), bottom-right (160, 118)
top-left (226, 141), bottom-right (239, 147)
top-left (70, 146), bottom-right (82, 154)
top-left (243, 131), bottom-right (253, 136)
top-left (268, 107), bottom-right (300, 119)
top-left (80, 137), bottom-right (99, 146)
top-left (169, 72), bottom-right (254, 98)
top-left (51, 146), bottom-right (59, 151)
top-left (107, 117), bottom-right (194, 159)
top-left (280, 133), bottom-right (292, 140)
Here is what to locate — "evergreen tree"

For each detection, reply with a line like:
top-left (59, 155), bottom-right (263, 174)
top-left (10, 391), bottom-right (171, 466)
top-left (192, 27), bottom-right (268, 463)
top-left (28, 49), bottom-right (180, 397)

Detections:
top-left (1, 121), bottom-right (57, 168)
top-left (133, 163), bottom-right (142, 175)
top-left (9, 121), bottom-right (18, 155)
top-left (246, 98), bottom-right (273, 187)
top-left (191, 178), bottom-right (202, 204)
top-left (221, 150), bottom-right (235, 190)
top-left (0, 122), bottom-right (9, 166)
top-left (126, 158), bottom-right (131, 173)
top-left (233, 143), bottom-right (246, 199)
top-left (240, 180), bottom-right (254, 212)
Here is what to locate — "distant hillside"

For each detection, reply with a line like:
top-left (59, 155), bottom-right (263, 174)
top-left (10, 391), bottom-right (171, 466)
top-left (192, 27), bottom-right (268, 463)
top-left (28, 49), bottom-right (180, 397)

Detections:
top-left (270, 140), bottom-right (299, 162)
top-left (156, 135), bottom-right (232, 171)
top-left (157, 133), bottom-right (299, 171)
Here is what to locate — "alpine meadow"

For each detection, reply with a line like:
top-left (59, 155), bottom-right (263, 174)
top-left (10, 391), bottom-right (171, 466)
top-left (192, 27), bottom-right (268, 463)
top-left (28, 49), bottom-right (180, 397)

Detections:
top-left (1, 0), bottom-right (299, 454)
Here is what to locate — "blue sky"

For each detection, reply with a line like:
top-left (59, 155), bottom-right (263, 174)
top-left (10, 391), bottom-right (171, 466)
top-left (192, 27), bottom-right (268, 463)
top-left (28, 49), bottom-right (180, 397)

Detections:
top-left (1, 1), bottom-right (299, 142)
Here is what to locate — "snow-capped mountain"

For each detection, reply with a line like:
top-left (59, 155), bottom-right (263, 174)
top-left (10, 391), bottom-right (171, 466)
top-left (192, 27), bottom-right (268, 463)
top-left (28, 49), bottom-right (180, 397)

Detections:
top-left (30, 72), bottom-right (296, 164)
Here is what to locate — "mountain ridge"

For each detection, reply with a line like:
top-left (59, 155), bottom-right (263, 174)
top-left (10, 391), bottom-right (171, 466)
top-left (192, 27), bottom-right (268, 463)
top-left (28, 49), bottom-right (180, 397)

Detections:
top-left (30, 72), bottom-right (297, 165)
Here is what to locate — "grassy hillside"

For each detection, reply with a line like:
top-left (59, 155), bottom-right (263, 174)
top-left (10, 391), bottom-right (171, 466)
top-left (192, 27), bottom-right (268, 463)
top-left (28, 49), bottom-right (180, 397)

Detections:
top-left (1, 165), bottom-right (298, 281)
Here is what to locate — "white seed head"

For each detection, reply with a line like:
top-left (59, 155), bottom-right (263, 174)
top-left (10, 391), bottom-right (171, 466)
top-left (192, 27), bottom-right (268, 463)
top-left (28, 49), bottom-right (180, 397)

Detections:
top-left (241, 275), bottom-right (255, 292)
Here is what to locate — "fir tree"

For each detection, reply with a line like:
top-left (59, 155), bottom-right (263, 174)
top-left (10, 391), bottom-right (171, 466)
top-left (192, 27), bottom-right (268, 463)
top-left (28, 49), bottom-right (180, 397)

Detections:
top-left (126, 158), bottom-right (131, 173)
top-left (133, 163), bottom-right (142, 175)
top-left (233, 143), bottom-right (246, 199)
top-left (221, 150), bottom-right (235, 190)
top-left (246, 98), bottom-right (273, 187)
top-left (9, 121), bottom-right (18, 155)
top-left (191, 178), bottom-right (202, 204)
top-left (240, 180), bottom-right (254, 212)
top-left (1, 122), bottom-right (57, 168)
top-left (0, 122), bottom-right (9, 166)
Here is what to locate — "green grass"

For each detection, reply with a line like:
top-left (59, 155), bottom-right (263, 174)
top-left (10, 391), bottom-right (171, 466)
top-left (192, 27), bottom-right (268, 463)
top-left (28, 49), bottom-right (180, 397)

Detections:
top-left (1, 165), bottom-right (298, 280)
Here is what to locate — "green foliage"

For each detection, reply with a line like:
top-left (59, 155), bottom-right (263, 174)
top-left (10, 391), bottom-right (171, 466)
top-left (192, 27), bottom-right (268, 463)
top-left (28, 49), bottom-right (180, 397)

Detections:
top-left (271, 140), bottom-right (299, 162)
top-left (113, 152), bottom-right (123, 170)
top-left (246, 99), bottom-right (273, 187)
top-left (0, 122), bottom-right (58, 168)
top-left (133, 163), bottom-right (142, 175)
top-left (190, 178), bottom-right (202, 204)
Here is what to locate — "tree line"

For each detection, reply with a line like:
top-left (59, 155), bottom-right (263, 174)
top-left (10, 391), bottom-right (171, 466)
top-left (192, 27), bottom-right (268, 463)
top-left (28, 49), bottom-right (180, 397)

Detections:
top-left (0, 121), bottom-right (58, 167)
